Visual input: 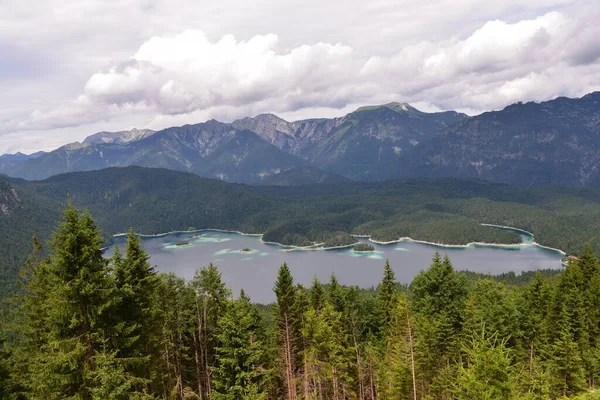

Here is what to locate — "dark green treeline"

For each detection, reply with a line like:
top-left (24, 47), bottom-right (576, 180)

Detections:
top-left (1, 206), bottom-right (600, 400)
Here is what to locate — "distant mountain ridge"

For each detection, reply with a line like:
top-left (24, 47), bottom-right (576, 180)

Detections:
top-left (232, 102), bottom-right (467, 180)
top-left (0, 151), bottom-right (46, 172)
top-left (2, 93), bottom-right (600, 186)
top-left (5, 121), bottom-right (306, 183)
top-left (1, 101), bottom-right (467, 184)
top-left (401, 92), bottom-right (600, 186)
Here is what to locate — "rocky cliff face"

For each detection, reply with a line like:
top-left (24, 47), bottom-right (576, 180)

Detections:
top-left (401, 92), bottom-right (600, 186)
top-left (0, 179), bottom-right (20, 215)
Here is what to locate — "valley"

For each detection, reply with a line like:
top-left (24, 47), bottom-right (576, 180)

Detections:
top-left (2, 166), bottom-right (600, 300)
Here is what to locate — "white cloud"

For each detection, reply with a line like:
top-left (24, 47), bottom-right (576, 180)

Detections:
top-left (81, 31), bottom-right (359, 116)
top-left (1, 0), bottom-right (599, 153)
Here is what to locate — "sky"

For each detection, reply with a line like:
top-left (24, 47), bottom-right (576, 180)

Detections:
top-left (1, 0), bottom-right (599, 154)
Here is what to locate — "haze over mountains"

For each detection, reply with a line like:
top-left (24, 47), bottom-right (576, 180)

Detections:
top-left (2, 92), bottom-right (599, 186)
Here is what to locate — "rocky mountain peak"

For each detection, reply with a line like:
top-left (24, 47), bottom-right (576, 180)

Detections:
top-left (83, 128), bottom-right (156, 145)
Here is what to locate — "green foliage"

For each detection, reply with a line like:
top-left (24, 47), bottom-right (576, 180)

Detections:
top-left (5, 168), bottom-right (600, 300)
top-left (3, 205), bottom-right (600, 399)
top-left (456, 328), bottom-right (514, 400)
top-left (213, 291), bottom-right (270, 400)
top-left (353, 243), bottom-right (375, 252)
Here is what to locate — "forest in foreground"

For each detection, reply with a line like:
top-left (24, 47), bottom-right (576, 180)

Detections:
top-left (1, 206), bottom-right (600, 399)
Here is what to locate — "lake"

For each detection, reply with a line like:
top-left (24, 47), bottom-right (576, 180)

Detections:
top-left (106, 229), bottom-right (564, 304)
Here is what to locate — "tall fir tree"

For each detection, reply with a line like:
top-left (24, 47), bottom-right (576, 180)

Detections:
top-left (213, 290), bottom-right (270, 400)
top-left (15, 205), bottom-right (133, 399)
top-left (190, 263), bottom-right (231, 399)
top-left (309, 276), bottom-right (326, 312)
top-left (456, 327), bottom-right (514, 400)
top-left (111, 229), bottom-right (159, 391)
top-left (273, 263), bottom-right (299, 400)
top-left (410, 252), bottom-right (468, 397)
top-left (376, 260), bottom-right (398, 335)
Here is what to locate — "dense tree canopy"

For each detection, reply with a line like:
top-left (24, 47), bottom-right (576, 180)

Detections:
top-left (1, 205), bottom-right (600, 399)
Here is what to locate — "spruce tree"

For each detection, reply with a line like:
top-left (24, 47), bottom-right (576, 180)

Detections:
top-left (376, 260), bottom-right (398, 334)
top-left (309, 276), bottom-right (326, 311)
top-left (155, 273), bottom-right (196, 399)
top-left (327, 274), bottom-right (347, 315)
top-left (516, 271), bottom-right (552, 397)
top-left (213, 290), bottom-right (270, 400)
top-left (549, 262), bottom-right (589, 392)
top-left (111, 229), bottom-right (158, 386)
top-left (16, 205), bottom-right (130, 398)
top-left (551, 312), bottom-right (587, 397)
top-left (273, 263), bottom-right (298, 400)
top-left (456, 327), bottom-right (514, 400)
top-left (410, 253), bottom-right (468, 396)
top-left (190, 263), bottom-right (231, 399)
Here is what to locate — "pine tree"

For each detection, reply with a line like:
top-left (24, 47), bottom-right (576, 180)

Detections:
top-left (328, 274), bottom-right (346, 315)
top-left (189, 263), bottom-right (231, 399)
top-left (376, 260), bottom-right (398, 334)
top-left (549, 262), bottom-right (590, 393)
top-left (155, 273), bottom-right (196, 400)
top-left (463, 279), bottom-right (518, 348)
top-left (302, 303), bottom-right (355, 400)
top-left (456, 326), bottom-right (514, 400)
top-left (516, 271), bottom-right (552, 398)
top-left (410, 253), bottom-right (468, 396)
top-left (551, 314), bottom-right (587, 397)
top-left (575, 245), bottom-right (600, 387)
top-left (309, 276), bottom-right (326, 311)
top-left (111, 229), bottom-right (158, 390)
top-left (15, 205), bottom-right (131, 398)
top-left (273, 263), bottom-right (298, 400)
top-left (213, 290), bottom-right (270, 400)
top-left (378, 295), bottom-right (417, 400)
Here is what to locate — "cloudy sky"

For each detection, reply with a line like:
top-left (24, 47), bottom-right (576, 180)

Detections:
top-left (1, 0), bottom-right (599, 154)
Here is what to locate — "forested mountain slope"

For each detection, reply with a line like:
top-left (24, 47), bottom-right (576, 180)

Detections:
top-left (233, 103), bottom-right (467, 180)
top-left (402, 92), bottom-right (600, 186)
top-left (3, 167), bottom-right (600, 298)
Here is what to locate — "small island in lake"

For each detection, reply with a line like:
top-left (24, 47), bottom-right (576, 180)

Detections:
top-left (175, 241), bottom-right (190, 247)
top-left (353, 243), bottom-right (375, 252)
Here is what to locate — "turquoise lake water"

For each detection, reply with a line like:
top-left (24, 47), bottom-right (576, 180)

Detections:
top-left (107, 230), bottom-right (562, 303)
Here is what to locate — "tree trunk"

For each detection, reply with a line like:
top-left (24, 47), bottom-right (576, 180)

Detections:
top-left (529, 341), bottom-right (534, 379)
top-left (283, 313), bottom-right (297, 400)
top-left (303, 351), bottom-right (310, 400)
top-left (332, 366), bottom-right (339, 400)
top-left (369, 359), bottom-right (377, 400)
top-left (193, 330), bottom-right (204, 400)
top-left (203, 301), bottom-right (212, 399)
top-left (407, 314), bottom-right (417, 400)
top-left (353, 334), bottom-right (364, 400)
top-left (172, 332), bottom-right (184, 400)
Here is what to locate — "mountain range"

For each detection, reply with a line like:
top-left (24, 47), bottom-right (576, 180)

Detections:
top-left (1, 92), bottom-right (599, 186)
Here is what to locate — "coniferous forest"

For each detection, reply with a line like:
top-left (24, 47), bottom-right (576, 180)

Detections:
top-left (1, 205), bottom-right (600, 399)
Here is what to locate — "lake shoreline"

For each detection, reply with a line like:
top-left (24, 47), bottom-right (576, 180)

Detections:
top-left (112, 223), bottom-right (567, 256)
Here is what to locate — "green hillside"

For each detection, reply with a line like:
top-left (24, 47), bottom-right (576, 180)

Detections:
top-left (3, 167), bottom-right (600, 298)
